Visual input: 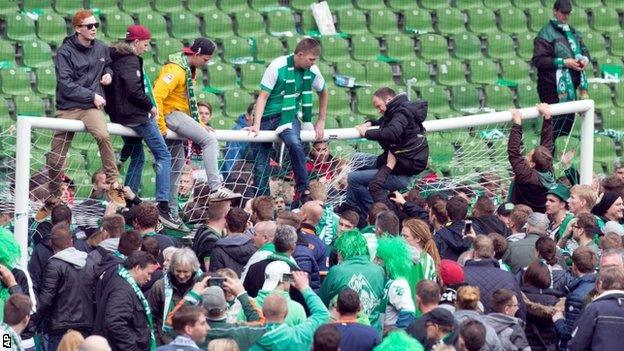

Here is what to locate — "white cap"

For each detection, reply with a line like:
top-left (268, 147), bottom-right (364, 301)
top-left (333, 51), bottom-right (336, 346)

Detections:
top-left (261, 260), bottom-right (291, 291)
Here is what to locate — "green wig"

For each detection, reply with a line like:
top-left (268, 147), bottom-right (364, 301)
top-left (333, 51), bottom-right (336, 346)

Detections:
top-left (335, 229), bottom-right (368, 260)
top-left (377, 235), bottom-right (411, 279)
top-left (0, 227), bottom-right (21, 321)
top-left (373, 330), bottom-right (424, 351)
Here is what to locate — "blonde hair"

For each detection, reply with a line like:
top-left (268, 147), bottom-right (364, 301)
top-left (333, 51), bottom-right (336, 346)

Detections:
top-left (208, 338), bottom-right (240, 351)
top-left (57, 330), bottom-right (85, 351)
top-left (309, 180), bottom-right (328, 202)
top-left (571, 184), bottom-right (598, 210)
top-left (457, 285), bottom-right (481, 311)
top-left (403, 218), bottom-right (441, 277)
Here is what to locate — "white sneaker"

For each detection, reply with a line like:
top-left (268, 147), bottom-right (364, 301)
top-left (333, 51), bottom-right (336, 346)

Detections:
top-left (209, 186), bottom-right (242, 202)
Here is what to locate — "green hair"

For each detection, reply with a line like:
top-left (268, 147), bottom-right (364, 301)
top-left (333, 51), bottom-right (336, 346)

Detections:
top-left (373, 330), bottom-right (424, 351)
top-left (377, 235), bottom-right (411, 279)
top-left (335, 229), bottom-right (368, 260)
top-left (0, 227), bottom-right (21, 321)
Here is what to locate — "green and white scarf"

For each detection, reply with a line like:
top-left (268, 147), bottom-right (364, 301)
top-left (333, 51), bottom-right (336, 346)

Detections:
top-left (280, 54), bottom-right (313, 127)
top-left (168, 52), bottom-right (199, 122)
top-left (1, 322), bottom-right (23, 351)
top-left (143, 68), bottom-right (156, 107)
top-left (161, 271), bottom-right (202, 334)
top-left (117, 266), bottom-right (157, 351)
top-left (550, 19), bottom-right (589, 102)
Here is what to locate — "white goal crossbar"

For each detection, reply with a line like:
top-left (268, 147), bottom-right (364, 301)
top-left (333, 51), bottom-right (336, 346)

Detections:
top-left (13, 100), bottom-right (595, 266)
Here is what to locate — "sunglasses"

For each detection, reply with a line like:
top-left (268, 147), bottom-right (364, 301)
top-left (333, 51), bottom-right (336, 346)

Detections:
top-left (79, 22), bottom-right (100, 30)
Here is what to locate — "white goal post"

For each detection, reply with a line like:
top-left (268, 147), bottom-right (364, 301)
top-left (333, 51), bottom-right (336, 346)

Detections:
top-left (13, 100), bottom-right (595, 266)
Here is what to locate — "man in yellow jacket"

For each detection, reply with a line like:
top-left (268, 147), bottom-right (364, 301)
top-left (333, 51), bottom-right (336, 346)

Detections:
top-left (153, 38), bottom-right (240, 218)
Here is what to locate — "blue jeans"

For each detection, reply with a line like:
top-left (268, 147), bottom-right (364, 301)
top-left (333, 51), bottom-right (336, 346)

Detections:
top-left (252, 114), bottom-right (309, 195)
top-left (345, 153), bottom-right (412, 219)
top-left (120, 136), bottom-right (144, 193)
top-left (123, 119), bottom-right (172, 202)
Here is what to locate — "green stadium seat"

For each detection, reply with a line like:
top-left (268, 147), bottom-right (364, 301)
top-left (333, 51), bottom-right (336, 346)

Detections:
top-left (170, 12), bottom-right (201, 41)
top-left (569, 9), bottom-right (590, 33)
top-left (574, 0), bottom-right (604, 11)
top-left (138, 13), bottom-right (169, 40)
top-left (436, 8), bottom-right (466, 36)
top-left (35, 67), bottom-right (55, 96)
top-left (403, 8), bottom-right (434, 35)
top-left (154, 38), bottom-right (184, 64)
top-left (594, 134), bottom-right (617, 164)
top-left (195, 92), bottom-right (221, 112)
top-left (454, 0), bottom-right (484, 10)
top-left (451, 85), bottom-right (481, 113)
top-left (420, 0), bottom-right (450, 10)
top-left (484, 85), bottom-right (515, 110)
top-left (604, 0), bottom-right (624, 11)
top-left (54, 0), bottom-right (84, 16)
top-left (218, 0), bottom-right (250, 14)
top-left (153, 0), bottom-right (186, 14)
top-left (336, 62), bottom-right (367, 82)
top-left (595, 56), bottom-right (621, 79)
top-left (89, 0), bottom-right (121, 15)
top-left (0, 68), bottom-right (32, 96)
top-left (512, 0), bottom-right (543, 10)
top-left (207, 63), bottom-right (238, 91)
top-left (516, 83), bottom-right (539, 107)
top-left (516, 32), bottom-right (535, 60)
top-left (352, 34), bottom-right (380, 61)
top-left (402, 60), bottom-right (431, 87)
top-left (6, 13), bottom-right (37, 42)
top-left (338, 115), bottom-right (365, 128)
top-left (284, 36), bottom-right (304, 52)
top-left (240, 63), bottom-right (265, 91)
top-left (583, 32), bottom-right (608, 60)
top-left (337, 9), bottom-right (368, 36)
top-left (527, 8), bottom-right (550, 33)
top-left (222, 37), bottom-right (253, 64)
top-left (354, 0), bottom-right (386, 11)
top-left (385, 35), bottom-right (416, 62)
top-left (212, 115), bottom-right (238, 130)
top-left (500, 58), bottom-right (532, 84)
top-left (120, 0), bottom-right (153, 15)
top-left (104, 13), bottom-right (134, 41)
top-left (590, 82), bottom-right (614, 110)
top-left (326, 87), bottom-right (353, 116)
top-left (326, 0), bottom-right (357, 11)
top-left (468, 59), bottom-right (499, 85)
top-left (255, 36), bottom-right (285, 63)
top-left (498, 7), bottom-right (528, 34)
top-left (36, 13), bottom-right (67, 46)
top-left (610, 32), bottom-right (624, 57)
top-left (14, 94), bottom-right (46, 117)
top-left (300, 11), bottom-right (318, 34)
top-left (291, 0), bottom-right (317, 12)
top-left (465, 8), bottom-right (498, 35)
top-left (615, 83), bottom-right (624, 108)
top-left (194, 68), bottom-right (207, 90)
top-left (0, 96), bottom-right (10, 119)
top-left (428, 133), bottom-right (455, 163)
top-left (235, 11), bottom-right (266, 38)
top-left (369, 10), bottom-right (399, 37)
top-left (486, 33), bottom-right (516, 60)
top-left (186, 0), bottom-right (218, 15)
top-left (358, 140), bottom-right (384, 155)
top-left (223, 89), bottom-right (253, 117)
top-left (355, 87), bottom-right (377, 116)
top-left (436, 59), bottom-right (467, 86)
top-left (250, 0), bottom-right (281, 12)
top-left (453, 33), bottom-right (484, 61)
top-left (266, 9), bottom-right (296, 37)
top-left (0, 41), bottom-right (15, 66)
top-left (483, 0), bottom-right (514, 10)
top-left (386, 0), bottom-right (417, 10)
top-left (315, 61), bottom-right (334, 80)
top-left (203, 11), bottom-right (235, 40)
top-left (22, 40), bottom-right (53, 69)
top-left (320, 36), bottom-right (350, 63)
top-left (22, 0), bottom-right (54, 12)
top-left (419, 85), bottom-right (452, 118)
top-left (592, 8), bottom-right (621, 34)
top-left (143, 62), bottom-right (162, 83)
top-left (602, 107), bottom-right (624, 130)
top-left (365, 61), bottom-right (395, 86)
top-left (0, 1), bottom-right (18, 18)
top-left (419, 34), bottom-right (450, 62)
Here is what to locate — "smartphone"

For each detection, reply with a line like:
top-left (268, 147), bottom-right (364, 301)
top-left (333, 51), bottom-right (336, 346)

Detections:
top-left (207, 277), bottom-right (225, 288)
top-left (282, 272), bottom-right (294, 283)
top-left (464, 220), bottom-right (472, 236)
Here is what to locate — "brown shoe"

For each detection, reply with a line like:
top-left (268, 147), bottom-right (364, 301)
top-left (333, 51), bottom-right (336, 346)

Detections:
top-left (35, 196), bottom-right (61, 222)
top-left (107, 186), bottom-right (127, 208)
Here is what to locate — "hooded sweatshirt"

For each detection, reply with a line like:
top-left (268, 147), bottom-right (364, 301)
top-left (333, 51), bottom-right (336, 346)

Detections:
top-left (483, 313), bottom-right (531, 351)
top-left (454, 309), bottom-right (503, 351)
top-left (208, 232), bottom-right (257, 276)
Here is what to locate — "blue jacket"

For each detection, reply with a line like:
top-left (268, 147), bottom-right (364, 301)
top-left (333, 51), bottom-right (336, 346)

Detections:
top-left (568, 290), bottom-right (624, 351)
top-left (221, 114), bottom-right (251, 175)
top-left (555, 272), bottom-right (597, 345)
top-left (434, 221), bottom-right (472, 261)
top-left (294, 243), bottom-right (320, 291)
top-left (299, 224), bottom-right (328, 271)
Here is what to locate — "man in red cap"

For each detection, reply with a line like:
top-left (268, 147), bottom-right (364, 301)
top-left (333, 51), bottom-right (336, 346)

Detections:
top-left (104, 25), bottom-right (182, 229)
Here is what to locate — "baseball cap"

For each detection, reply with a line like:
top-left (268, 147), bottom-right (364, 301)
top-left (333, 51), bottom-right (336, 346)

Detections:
top-left (440, 259), bottom-right (464, 286)
top-left (125, 25), bottom-right (151, 41)
top-left (261, 260), bottom-right (291, 291)
top-left (527, 212), bottom-right (550, 233)
top-left (547, 183), bottom-right (571, 202)
top-left (554, 0), bottom-right (573, 13)
top-left (602, 221), bottom-right (624, 236)
top-left (426, 308), bottom-right (455, 328)
top-left (497, 202), bottom-right (515, 216)
top-left (202, 286), bottom-right (227, 313)
top-left (183, 38), bottom-right (215, 56)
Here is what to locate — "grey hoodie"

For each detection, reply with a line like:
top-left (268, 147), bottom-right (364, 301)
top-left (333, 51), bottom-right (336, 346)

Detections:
top-left (52, 247), bottom-right (88, 269)
top-left (98, 238), bottom-right (120, 252)
top-left (483, 313), bottom-right (531, 351)
top-left (454, 309), bottom-right (503, 351)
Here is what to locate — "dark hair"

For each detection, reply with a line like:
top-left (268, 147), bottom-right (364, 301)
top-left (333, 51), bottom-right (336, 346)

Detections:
top-left (602, 175), bottom-right (624, 199)
top-left (510, 206), bottom-right (531, 231)
top-left (490, 289), bottom-right (516, 313)
top-left (197, 101), bottom-right (212, 113)
top-left (90, 169), bottom-right (106, 184)
top-left (446, 196), bottom-right (468, 221)
top-left (294, 38), bottom-right (321, 55)
top-left (375, 210), bottom-right (400, 236)
top-left (473, 197), bottom-right (495, 216)
top-left (172, 305), bottom-right (205, 334)
top-left (535, 237), bottom-right (558, 265)
top-left (488, 233), bottom-right (508, 260)
top-left (133, 203), bottom-right (159, 230)
top-left (405, 189), bottom-right (427, 209)
top-left (339, 210), bottom-right (359, 227)
top-left (226, 207), bottom-right (249, 233)
top-left (312, 324), bottom-right (340, 351)
top-left (119, 230), bottom-right (143, 256)
top-left (3, 294), bottom-right (31, 325)
top-left (416, 280), bottom-right (441, 306)
top-left (50, 223), bottom-right (72, 251)
top-left (252, 196), bottom-right (274, 221)
top-left (123, 251), bottom-right (157, 270)
top-left (51, 204), bottom-right (72, 225)
top-left (532, 145), bottom-right (553, 171)
top-left (276, 211), bottom-right (302, 228)
top-left (141, 236), bottom-right (160, 260)
top-left (430, 199), bottom-right (449, 224)
top-left (102, 214), bottom-right (125, 239)
top-left (523, 261), bottom-right (551, 289)
top-left (572, 246), bottom-right (597, 274)
top-left (460, 319), bottom-right (487, 351)
top-left (373, 87), bottom-right (396, 101)
top-left (336, 288), bottom-right (360, 314)
top-left (576, 213), bottom-right (598, 239)
top-left (367, 202), bottom-right (390, 225)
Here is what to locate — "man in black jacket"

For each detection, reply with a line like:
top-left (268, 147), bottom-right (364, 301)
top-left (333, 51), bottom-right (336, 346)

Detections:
top-left (35, 223), bottom-right (93, 351)
top-left (96, 251), bottom-right (158, 351)
top-left (435, 196), bottom-right (474, 261)
top-left (347, 87), bottom-right (428, 219)
top-left (192, 200), bottom-right (230, 271)
top-left (104, 25), bottom-right (180, 229)
top-left (38, 9), bottom-right (125, 221)
top-left (209, 207), bottom-right (256, 276)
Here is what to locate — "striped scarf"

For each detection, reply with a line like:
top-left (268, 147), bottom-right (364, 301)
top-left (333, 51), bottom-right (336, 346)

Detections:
top-left (167, 52), bottom-right (199, 122)
top-left (550, 19), bottom-right (589, 102)
top-left (280, 54), bottom-right (312, 127)
top-left (118, 266), bottom-right (157, 350)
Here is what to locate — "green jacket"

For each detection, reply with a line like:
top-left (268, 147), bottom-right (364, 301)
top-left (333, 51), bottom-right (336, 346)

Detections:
top-left (254, 290), bottom-right (306, 326)
top-left (319, 255), bottom-right (386, 333)
top-left (250, 287), bottom-right (329, 351)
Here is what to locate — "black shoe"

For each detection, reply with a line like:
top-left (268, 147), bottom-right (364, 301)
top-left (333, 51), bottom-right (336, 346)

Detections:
top-left (159, 209), bottom-right (184, 230)
top-left (300, 189), bottom-right (312, 205)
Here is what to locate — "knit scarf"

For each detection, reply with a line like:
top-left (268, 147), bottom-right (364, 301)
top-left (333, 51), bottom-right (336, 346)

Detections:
top-left (117, 266), bottom-right (157, 351)
top-left (280, 54), bottom-right (312, 127)
top-left (550, 19), bottom-right (589, 102)
top-left (168, 52), bottom-right (199, 122)
top-left (162, 271), bottom-right (202, 333)
top-left (1, 322), bottom-right (23, 351)
top-left (143, 68), bottom-right (156, 107)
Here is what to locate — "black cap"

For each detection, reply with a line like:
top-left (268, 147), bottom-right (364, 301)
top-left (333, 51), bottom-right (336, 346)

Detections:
top-left (183, 38), bottom-right (215, 56)
top-left (497, 202), bottom-right (515, 216)
top-left (426, 308), bottom-right (455, 328)
top-left (554, 0), bottom-right (573, 13)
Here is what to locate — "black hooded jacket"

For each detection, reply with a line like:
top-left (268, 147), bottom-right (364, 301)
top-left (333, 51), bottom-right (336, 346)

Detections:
top-left (364, 94), bottom-right (429, 176)
top-left (208, 233), bottom-right (257, 276)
